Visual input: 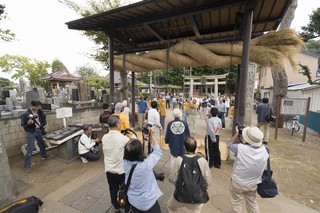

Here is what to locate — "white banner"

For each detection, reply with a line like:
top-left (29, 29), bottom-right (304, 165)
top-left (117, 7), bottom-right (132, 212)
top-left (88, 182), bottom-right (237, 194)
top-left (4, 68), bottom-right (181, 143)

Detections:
top-left (281, 99), bottom-right (308, 115)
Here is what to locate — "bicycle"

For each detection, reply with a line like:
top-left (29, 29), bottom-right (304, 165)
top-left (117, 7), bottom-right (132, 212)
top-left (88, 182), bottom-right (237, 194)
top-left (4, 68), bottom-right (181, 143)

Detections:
top-left (284, 115), bottom-right (300, 136)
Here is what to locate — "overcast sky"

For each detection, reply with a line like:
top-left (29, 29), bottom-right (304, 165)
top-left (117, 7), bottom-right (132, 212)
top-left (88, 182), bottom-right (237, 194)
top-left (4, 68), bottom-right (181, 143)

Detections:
top-left (0, 0), bottom-right (319, 82)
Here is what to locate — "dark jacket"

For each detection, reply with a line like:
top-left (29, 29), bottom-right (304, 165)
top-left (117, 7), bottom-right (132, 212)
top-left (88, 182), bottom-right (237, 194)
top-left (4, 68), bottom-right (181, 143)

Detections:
top-left (165, 118), bottom-right (190, 157)
top-left (256, 103), bottom-right (274, 123)
top-left (21, 108), bottom-right (47, 133)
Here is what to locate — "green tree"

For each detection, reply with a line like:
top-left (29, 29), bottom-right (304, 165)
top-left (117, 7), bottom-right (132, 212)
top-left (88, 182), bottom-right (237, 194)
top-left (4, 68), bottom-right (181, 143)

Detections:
top-left (51, 59), bottom-right (66, 72)
top-left (75, 64), bottom-right (98, 77)
top-left (305, 40), bottom-right (320, 56)
top-left (0, 5), bottom-right (15, 42)
top-left (0, 54), bottom-right (51, 89)
top-left (59, 0), bottom-right (121, 64)
top-left (299, 63), bottom-right (313, 84)
top-left (0, 77), bottom-right (13, 88)
top-left (300, 8), bottom-right (320, 41)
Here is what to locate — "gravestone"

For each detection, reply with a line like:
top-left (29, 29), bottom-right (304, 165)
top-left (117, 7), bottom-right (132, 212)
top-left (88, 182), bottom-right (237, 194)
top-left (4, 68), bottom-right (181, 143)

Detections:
top-left (61, 91), bottom-right (67, 102)
top-left (25, 91), bottom-right (39, 107)
top-left (53, 97), bottom-right (62, 106)
top-left (72, 89), bottom-right (79, 101)
top-left (2, 91), bottom-right (9, 100)
top-left (36, 87), bottom-right (45, 100)
top-left (5, 98), bottom-right (14, 111)
top-left (97, 90), bottom-right (102, 102)
top-left (90, 90), bottom-right (95, 100)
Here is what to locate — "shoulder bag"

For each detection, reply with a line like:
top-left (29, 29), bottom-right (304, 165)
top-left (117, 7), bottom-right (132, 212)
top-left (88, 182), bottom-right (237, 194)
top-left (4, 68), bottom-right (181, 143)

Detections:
top-left (118, 164), bottom-right (137, 208)
top-left (257, 146), bottom-right (278, 198)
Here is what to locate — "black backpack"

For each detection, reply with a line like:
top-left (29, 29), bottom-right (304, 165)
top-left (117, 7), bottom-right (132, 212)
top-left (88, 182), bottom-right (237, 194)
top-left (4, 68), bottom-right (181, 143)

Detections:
top-left (0, 196), bottom-right (43, 213)
top-left (174, 156), bottom-right (209, 203)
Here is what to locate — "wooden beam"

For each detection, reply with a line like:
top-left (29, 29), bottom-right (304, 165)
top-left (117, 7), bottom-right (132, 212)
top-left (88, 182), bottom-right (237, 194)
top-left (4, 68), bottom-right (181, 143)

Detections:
top-left (187, 15), bottom-right (200, 36)
top-left (144, 24), bottom-right (164, 41)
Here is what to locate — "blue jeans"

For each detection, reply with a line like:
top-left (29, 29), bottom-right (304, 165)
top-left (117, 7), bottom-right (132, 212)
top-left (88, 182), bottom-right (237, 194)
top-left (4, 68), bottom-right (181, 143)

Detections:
top-left (80, 151), bottom-right (100, 161)
top-left (160, 116), bottom-right (166, 130)
top-left (24, 129), bottom-right (46, 168)
top-left (183, 110), bottom-right (189, 123)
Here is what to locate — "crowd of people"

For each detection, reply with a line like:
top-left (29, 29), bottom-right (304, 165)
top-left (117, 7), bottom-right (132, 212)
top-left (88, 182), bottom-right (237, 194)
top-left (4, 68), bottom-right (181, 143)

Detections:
top-left (20, 94), bottom-right (274, 213)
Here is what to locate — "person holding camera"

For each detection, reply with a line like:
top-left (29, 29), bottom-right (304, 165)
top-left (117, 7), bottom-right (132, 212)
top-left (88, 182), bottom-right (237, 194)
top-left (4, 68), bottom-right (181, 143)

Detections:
top-left (228, 126), bottom-right (269, 213)
top-left (21, 100), bottom-right (49, 172)
top-left (102, 115), bottom-right (130, 213)
top-left (123, 127), bottom-right (162, 213)
top-left (78, 125), bottom-right (101, 163)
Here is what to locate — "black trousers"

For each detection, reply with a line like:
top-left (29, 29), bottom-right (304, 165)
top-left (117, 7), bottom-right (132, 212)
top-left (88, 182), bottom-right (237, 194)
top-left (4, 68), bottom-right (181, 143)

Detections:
top-left (131, 201), bottom-right (161, 213)
top-left (106, 172), bottom-right (125, 209)
top-left (205, 135), bottom-right (221, 168)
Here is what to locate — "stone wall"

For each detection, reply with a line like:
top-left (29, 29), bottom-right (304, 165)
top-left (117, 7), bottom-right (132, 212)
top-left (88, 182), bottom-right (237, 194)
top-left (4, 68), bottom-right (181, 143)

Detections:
top-left (0, 107), bottom-right (103, 157)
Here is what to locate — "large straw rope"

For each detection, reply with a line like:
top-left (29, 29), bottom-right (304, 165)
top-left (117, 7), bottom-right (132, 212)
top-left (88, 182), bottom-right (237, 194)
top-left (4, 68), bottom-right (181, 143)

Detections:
top-left (114, 29), bottom-right (303, 73)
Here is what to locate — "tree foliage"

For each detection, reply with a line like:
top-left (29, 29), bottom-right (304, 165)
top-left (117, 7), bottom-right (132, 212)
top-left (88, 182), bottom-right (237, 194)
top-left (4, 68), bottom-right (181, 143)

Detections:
top-left (0, 77), bottom-right (13, 88)
top-left (299, 63), bottom-right (313, 84)
top-left (51, 59), bottom-right (66, 72)
top-left (0, 5), bottom-right (15, 42)
top-left (75, 64), bottom-right (98, 77)
top-left (59, 0), bottom-right (121, 65)
top-left (0, 54), bottom-right (51, 89)
top-left (136, 65), bottom-right (236, 94)
top-left (305, 40), bottom-right (320, 56)
top-left (300, 8), bottom-right (320, 41)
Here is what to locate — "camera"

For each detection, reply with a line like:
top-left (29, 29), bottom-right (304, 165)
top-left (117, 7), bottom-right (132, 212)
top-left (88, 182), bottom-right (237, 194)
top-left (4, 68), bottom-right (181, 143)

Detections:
top-left (142, 123), bottom-right (152, 135)
top-left (28, 114), bottom-right (38, 119)
top-left (154, 172), bottom-right (165, 181)
top-left (236, 122), bottom-right (245, 135)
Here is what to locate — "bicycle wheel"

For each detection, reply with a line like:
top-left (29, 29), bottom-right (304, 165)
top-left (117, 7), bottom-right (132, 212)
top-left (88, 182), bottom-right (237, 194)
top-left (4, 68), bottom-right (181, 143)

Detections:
top-left (285, 120), bottom-right (294, 131)
top-left (293, 122), bottom-right (300, 132)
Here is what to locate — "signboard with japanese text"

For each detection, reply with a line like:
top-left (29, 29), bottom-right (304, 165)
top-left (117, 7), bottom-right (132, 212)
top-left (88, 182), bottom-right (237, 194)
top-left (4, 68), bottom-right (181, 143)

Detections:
top-left (280, 98), bottom-right (308, 115)
top-left (56, 107), bottom-right (73, 118)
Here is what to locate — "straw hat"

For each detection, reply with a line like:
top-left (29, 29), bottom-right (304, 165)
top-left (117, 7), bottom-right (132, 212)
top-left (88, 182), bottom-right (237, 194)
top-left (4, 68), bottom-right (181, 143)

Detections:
top-left (242, 127), bottom-right (263, 147)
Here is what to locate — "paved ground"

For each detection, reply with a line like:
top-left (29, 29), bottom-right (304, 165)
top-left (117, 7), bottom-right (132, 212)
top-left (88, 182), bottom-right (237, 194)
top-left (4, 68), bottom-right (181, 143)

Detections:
top-left (37, 148), bottom-right (319, 213)
top-left (6, 108), bottom-right (320, 213)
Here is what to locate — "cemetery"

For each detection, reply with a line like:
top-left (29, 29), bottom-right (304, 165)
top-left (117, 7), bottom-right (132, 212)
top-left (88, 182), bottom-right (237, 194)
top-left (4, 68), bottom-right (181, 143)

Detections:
top-left (0, 68), bottom-right (105, 160)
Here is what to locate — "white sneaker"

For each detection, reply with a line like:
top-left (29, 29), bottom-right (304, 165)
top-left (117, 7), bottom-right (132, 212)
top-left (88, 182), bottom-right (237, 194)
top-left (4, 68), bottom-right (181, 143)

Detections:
top-left (81, 157), bottom-right (88, 163)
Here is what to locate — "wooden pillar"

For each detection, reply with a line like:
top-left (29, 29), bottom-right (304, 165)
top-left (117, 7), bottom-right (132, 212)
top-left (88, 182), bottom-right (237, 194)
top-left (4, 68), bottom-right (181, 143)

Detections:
top-left (108, 36), bottom-right (115, 104)
top-left (237, 1), bottom-right (254, 125)
top-left (131, 72), bottom-right (136, 127)
top-left (214, 78), bottom-right (218, 100)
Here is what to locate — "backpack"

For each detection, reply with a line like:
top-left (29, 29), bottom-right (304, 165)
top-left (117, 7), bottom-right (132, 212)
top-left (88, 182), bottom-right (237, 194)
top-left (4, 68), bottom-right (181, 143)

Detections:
top-left (174, 156), bottom-right (209, 203)
top-left (0, 196), bottom-right (43, 213)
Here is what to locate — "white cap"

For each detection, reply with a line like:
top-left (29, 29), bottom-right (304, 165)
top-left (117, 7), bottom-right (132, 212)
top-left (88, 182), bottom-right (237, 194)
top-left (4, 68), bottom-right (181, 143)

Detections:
top-left (173, 108), bottom-right (182, 118)
top-left (115, 102), bottom-right (123, 112)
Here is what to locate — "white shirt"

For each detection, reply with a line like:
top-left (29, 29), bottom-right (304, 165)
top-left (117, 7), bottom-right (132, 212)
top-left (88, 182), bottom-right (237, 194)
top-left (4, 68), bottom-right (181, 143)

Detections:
top-left (225, 98), bottom-right (230, 108)
top-left (78, 133), bottom-right (96, 155)
top-left (147, 108), bottom-right (162, 129)
top-left (230, 144), bottom-right (269, 187)
top-left (102, 130), bottom-right (130, 174)
top-left (207, 116), bottom-right (222, 142)
top-left (123, 106), bottom-right (131, 119)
